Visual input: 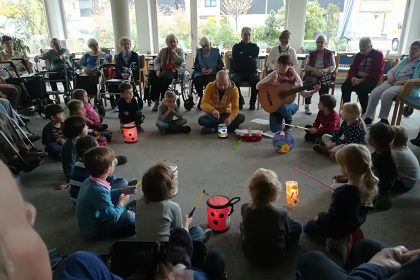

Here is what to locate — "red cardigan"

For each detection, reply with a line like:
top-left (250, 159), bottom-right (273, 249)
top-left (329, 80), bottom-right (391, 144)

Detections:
top-left (348, 49), bottom-right (384, 82)
top-left (312, 110), bottom-right (341, 134)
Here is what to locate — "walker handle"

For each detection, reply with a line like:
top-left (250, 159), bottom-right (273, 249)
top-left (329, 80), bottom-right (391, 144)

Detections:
top-left (227, 197), bottom-right (241, 216)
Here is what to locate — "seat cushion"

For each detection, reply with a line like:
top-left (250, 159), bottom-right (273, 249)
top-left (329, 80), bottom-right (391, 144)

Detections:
top-left (401, 96), bottom-right (420, 109)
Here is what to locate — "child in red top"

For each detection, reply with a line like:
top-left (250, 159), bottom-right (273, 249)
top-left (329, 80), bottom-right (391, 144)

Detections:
top-left (305, 94), bottom-right (340, 144)
top-left (73, 89), bottom-right (108, 132)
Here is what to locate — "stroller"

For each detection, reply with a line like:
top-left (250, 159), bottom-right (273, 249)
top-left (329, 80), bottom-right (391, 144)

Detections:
top-left (0, 59), bottom-right (50, 118)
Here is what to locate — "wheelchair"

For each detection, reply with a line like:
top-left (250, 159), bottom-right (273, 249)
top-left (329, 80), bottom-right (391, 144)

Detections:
top-left (97, 63), bottom-right (143, 116)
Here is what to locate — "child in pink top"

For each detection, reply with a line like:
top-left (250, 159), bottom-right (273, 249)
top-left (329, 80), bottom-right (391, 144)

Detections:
top-left (73, 89), bottom-right (108, 131)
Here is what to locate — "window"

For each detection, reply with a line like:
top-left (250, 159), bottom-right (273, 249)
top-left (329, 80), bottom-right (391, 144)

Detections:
top-left (205, 0), bottom-right (216, 8)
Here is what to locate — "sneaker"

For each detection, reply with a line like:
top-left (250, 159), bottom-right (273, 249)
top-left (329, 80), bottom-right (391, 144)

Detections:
top-left (202, 228), bottom-right (212, 243)
top-left (305, 107), bottom-right (312, 115)
top-left (364, 118), bottom-right (373, 125)
top-left (200, 127), bottom-right (214, 135)
top-left (379, 119), bottom-right (390, 125)
top-left (116, 155), bottom-right (127, 166)
top-left (158, 127), bottom-right (167, 134)
top-left (152, 102), bottom-right (159, 112)
top-left (313, 144), bottom-right (330, 155)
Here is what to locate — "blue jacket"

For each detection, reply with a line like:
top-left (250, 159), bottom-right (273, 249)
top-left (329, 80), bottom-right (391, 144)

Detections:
top-left (76, 178), bottom-right (124, 239)
top-left (392, 57), bottom-right (420, 97)
top-left (193, 47), bottom-right (224, 78)
top-left (115, 51), bottom-right (140, 81)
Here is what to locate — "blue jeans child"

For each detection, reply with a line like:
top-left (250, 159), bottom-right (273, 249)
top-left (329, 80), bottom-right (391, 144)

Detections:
top-left (270, 103), bottom-right (298, 132)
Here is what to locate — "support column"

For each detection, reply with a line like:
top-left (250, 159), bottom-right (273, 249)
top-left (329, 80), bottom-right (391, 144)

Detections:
top-left (190, 0), bottom-right (198, 57)
top-left (399, 0), bottom-right (420, 54)
top-left (43, 0), bottom-right (66, 40)
top-left (110, 0), bottom-right (130, 53)
top-left (284, 0), bottom-right (308, 50)
top-left (135, 0), bottom-right (157, 54)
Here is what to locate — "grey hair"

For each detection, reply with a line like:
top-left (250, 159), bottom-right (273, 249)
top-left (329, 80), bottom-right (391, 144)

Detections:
top-left (0, 235), bottom-right (13, 279)
top-left (241, 27), bottom-right (252, 34)
top-left (87, 38), bottom-right (98, 48)
top-left (165, 33), bottom-right (179, 46)
top-left (50, 37), bottom-right (60, 44)
top-left (411, 40), bottom-right (420, 48)
top-left (199, 36), bottom-right (210, 47)
top-left (216, 69), bottom-right (229, 79)
top-left (119, 36), bottom-right (131, 46)
top-left (359, 37), bottom-right (372, 47)
top-left (316, 34), bottom-right (328, 43)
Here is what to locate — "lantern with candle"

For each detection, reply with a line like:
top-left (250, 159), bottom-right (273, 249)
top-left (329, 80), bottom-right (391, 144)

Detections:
top-left (285, 181), bottom-right (299, 206)
top-left (273, 132), bottom-right (294, 154)
top-left (206, 195), bottom-right (240, 232)
top-left (121, 122), bottom-right (138, 143)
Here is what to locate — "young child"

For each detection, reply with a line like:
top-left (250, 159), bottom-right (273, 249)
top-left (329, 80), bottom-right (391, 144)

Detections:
top-left (67, 99), bottom-right (111, 145)
top-left (240, 168), bottom-right (302, 267)
top-left (118, 82), bottom-right (144, 132)
top-left (368, 123), bottom-right (397, 210)
top-left (72, 88), bottom-right (107, 131)
top-left (136, 162), bottom-right (211, 242)
top-left (42, 104), bottom-right (65, 158)
top-left (314, 102), bottom-right (366, 160)
top-left (76, 146), bottom-right (136, 240)
top-left (391, 126), bottom-right (420, 192)
top-left (304, 144), bottom-right (378, 244)
top-left (61, 116), bottom-right (88, 180)
top-left (156, 90), bottom-right (191, 134)
top-left (256, 55), bottom-right (320, 133)
top-left (304, 95), bottom-right (340, 144)
top-left (69, 135), bottom-right (130, 202)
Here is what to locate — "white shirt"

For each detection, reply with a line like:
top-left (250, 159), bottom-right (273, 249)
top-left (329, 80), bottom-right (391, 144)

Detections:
top-left (267, 45), bottom-right (298, 72)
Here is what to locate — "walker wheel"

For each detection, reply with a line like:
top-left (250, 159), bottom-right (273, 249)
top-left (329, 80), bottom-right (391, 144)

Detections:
top-left (402, 106), bottom-right (414, 117)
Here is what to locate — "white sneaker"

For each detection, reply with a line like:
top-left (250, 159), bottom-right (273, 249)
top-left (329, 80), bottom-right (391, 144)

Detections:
top-left (203, 228), bottom-right (212, 243)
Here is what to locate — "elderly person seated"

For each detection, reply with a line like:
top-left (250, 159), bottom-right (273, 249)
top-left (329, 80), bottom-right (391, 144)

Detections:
top-left (193, 36), bottom-right (224, 110)
top-left (341, 37), bottom-right (384, 114)
top-left (115, 36), bottom-right (140, 83)
top-left (150, 33), bottom-right (185, 111)
top-left (198, 70), bottom-right (245, 134)
top-left (34, 38), bottom-right (72, 92)
top-left (266, 30), bottom-right (298, 74)
top-left (0, 35), bottom-right (33, 73)
top-left (79, 38), bottom-right (110, 76)
top-left (231, 27), bottom-right (260, 110)
top-left (302, 34), bottom-right (336, 115)
top-left (364, 40), bottom-right (420, 125)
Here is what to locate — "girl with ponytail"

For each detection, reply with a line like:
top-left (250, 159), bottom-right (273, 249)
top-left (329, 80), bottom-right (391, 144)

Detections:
top-left (304, 144), bottom-right (378, 245)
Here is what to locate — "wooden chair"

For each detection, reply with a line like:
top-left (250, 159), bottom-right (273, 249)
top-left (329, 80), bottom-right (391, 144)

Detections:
top-left (391, 78), bottom-right (420, 125)
top-left (335, 52), bottom-right (356, 83)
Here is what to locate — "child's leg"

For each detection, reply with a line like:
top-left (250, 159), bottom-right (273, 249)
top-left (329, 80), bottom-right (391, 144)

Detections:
top-left (303, 219), bottom-right (330, 244)
top-left (46, 143), bottom-right (62, 158)
top-left (285, 218), bottom-right (303, 250)
top-left (100, 210), bottom-right (136, 239)
top-left (107, 176), bottom-right (128, 189)
top-left (204, 248), bottom-right (226, 280)
top-left (297, 251), bottom-right (348, 280)
top-left (321, 134), bottom-right (333, 145)
top-left (188, 226), bottom-right (204, 241)
top-left (174, 118), bottom-right (187, 126)
top-left (134, 110), bottom-right (144, 126)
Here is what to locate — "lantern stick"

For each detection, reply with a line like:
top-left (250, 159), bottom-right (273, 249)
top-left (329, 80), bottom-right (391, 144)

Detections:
top-left (292, 166), bottom-right (335, 191)
top-left (232, 139), bottom-right (241, 150)
top-left (188, 190), bottom-right (206, 218)
top-left (283, 123), bottom-right (310, 131)
top-left (135, 179), bottom-right (142, 187)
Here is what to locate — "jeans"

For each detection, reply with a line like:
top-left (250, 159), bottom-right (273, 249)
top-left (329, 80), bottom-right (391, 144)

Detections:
top-left (189, 226), bottom-right (205, 241)
top-left (156, 118), bottom-right (187, 129)
top-left (269, 103), bottom-right (298, 132)
top-left (120, 110), bottom-right (143, 125)
top-left (198, 112), bottom-right (245, 132)
top-left (97, 209), bottom-right (136, 240)
top-left (341, 78), bottom-right (378, 114)
top-left (364, 81), bottom-right (403, 120)
top-left (46, 142), bottom-right (62, 158)
top-left (230, 72), bottom-right (259, 105)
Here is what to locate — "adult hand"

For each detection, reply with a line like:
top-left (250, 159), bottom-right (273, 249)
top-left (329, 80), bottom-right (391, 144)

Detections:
top-left (313, 68), bottom-right (324, 77)
top-left (395, 80), bottom-right (406, 86)
top-left (369, 246), bottom-right (408, 275)
top-left (183, 214), bottom-right (193, 229)
top-left (121, 73), bottom-right (129, 80)
top-left (387, 76), bottom-right (395, 85)
top-left (224, 117), bottom-right (233, 126)
top-left (212, 109), bottom-right (220, 119)
top-left (308, 127), bottom-right (318, 134)
top-left (118, 193), bottom-right (130, 206)
top-left (351, 77), bottom-right (359, 86)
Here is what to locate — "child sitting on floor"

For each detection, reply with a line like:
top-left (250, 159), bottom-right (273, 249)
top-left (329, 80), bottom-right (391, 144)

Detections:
top-left (61, 116), bottom-right (88, 180)
top-left (368, 122), bottom-right (397, 211)
top-left (118, 82), bottom-right (144, 132)
top-left (304, 95), bottom-right (340, 144)
top-left (42, 104), bottom-right (65, 158)
top-left (67, 99), bottom-right (111, 145)
top-left (76, 146), bottom-right (136, 240)
top-left (136, 162), bottom-right (211, 242)
top-left (304, 144), bottom-right (378, 246)
top-left (256, 55), bottom-right (320, 133)
top-left (391, 126), bottom-right (420, 192)
top-left (72, 88), bottom-right (107, 131)
top-left (240, 168), bottom-right (302, 267)
top-left (314, 102), bottom-right (366, 160)
top-left (69, 135), bottom-right (130, 202)
top-left (156, 90), bottom-right (191, 134)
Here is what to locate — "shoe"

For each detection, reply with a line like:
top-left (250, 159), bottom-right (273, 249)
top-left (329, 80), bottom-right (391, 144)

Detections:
top-left (249, 103), bottom-right (255, 110)
top-left (364, 118), bottom-right (373, 125)
top-left (304, 105), bottom-right (312, 115)
top-left (103, 131), bottom-right (112, 142)
top-left (379, 119), bottom-right (390, 125)
top-left (167, 228), bottom-right (193, 267)
top-left (313, 144), bottom-right (330, 155)
top-left (98, 124), bottom-right (108, 131)
top-left (116, 155), bottom-right (127, 166)
top-left (169, 125), bottom-right (191, 134)
top-left (26, 133), bottom-right (41, 142)
top-left (152, 102), bottom-right (159, 112)
top-left (410, 135), bottom-right (420, 147)
top-left (136, 125), bottom-right (145, 133)
top-left (239, 97), bottom-right (245, 110)
top-left (128, 179), bottom-right (139, 186)
top-left (200, 127), bottom-right (214, 135)
top-left (203, 228), bottom-right (212, 243)
top-left (284, 120), bottom-right (292, 132)
top-left (158, 127), bottom-right (167, 134)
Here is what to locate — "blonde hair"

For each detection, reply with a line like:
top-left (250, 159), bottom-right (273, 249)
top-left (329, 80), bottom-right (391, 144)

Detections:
top-left (392, 126), bottom-right (408, 147)
top-left (248, 168), bottom-right (281, 208)
top-left (164, 90), bottom-right (177, 100)
top-left (342, 102), bottom-right (367, 133)
top-left (335, 144), bottom-right (378, 205)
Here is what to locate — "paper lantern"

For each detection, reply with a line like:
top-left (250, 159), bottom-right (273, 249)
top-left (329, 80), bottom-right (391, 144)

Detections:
top-left (207, 195), bottom-right (240, 232)
top-left (121, 123), bottom-right (138, 143)
top-left (285, 181), bottom-right (299, 206)
top-left (166, 163), bottom-right (178, 197)
top-left (218, 123), bottom-right (228, 138)
top-left (273, 132), bottom-right (294, 154)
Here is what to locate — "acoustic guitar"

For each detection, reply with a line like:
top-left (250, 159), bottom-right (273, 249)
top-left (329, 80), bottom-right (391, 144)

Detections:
top-left (258, 74), bottom-right (333, 113)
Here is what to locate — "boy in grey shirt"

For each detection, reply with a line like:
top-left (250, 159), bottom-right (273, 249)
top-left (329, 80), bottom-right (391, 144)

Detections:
top-left (156, 90), bottom-right (191, 134)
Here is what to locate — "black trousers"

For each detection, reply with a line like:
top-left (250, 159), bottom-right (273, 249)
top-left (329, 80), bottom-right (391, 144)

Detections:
top-left (193, 74), bottom-right (216, 97)
top-left (341, 78), bottom-right (378, 113)
top-left (230, 72), bottom-right (259, 105)
top-left (303, 74), bottom-right (330, 105)
top-left (149, 70), bottom-right (173, 102)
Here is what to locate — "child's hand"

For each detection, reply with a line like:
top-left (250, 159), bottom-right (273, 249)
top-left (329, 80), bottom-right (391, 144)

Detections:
top-left (56, 137), bottom-right (65, 145)
top-left (333, 175), bottom-right (348, 183)
top-left (308, 127), bottom-right (318, 134)
top-left (118, 193), bottom-right (130, 206)
top-left (183, 214), bottom-right (193, 229)
top-left (325, 141), bottom-right (335, 149)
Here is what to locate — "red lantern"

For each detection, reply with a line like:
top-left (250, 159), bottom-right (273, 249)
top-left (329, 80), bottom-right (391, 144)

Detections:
top-left (122, 123), bottom-right (138, 143)
top-left (206, 195), bottom-right (240, 232)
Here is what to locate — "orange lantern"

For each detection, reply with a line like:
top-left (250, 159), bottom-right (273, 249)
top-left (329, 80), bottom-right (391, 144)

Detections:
top-left (121, 123), bottom-right (138, 143)
top-left (285, 181), bottom-right (299, 206)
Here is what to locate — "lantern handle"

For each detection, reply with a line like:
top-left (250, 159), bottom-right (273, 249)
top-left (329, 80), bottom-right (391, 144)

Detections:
top-left (227, 197), bottom-right (241, 216)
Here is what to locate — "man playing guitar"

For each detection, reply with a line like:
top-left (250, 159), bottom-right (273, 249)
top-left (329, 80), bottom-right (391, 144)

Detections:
top-left (256, 55), bottom-right (321, 133)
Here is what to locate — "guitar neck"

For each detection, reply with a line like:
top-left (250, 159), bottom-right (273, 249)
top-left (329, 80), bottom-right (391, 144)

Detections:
top-left (284, 83), bottom-right (316, 96)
